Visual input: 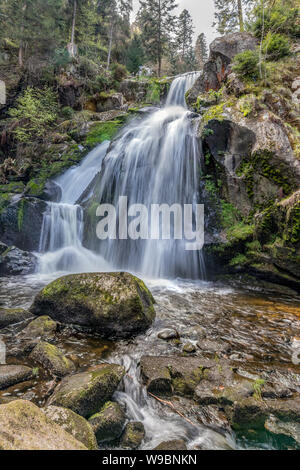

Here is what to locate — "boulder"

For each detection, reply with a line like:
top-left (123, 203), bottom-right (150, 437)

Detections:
top-left (0, 246), bottom-right (37, 276)
top-left (88, 401), bottom-right (126, 443)
top-left (187, 32), bottom-right (257, 106)
top-left (44, 405), bottom-right (98, 450)
top-left (0, 365), bottom-right (34, 390)
top-left (20, 316), bottom-right (57, 340)
top-left (48, 363), bottom-right (125, 418)
top-left (24, 179), bottom-right (62, 203)
top-left (0, 400), bottom-right (87, 450)
top-left (0, 197), bottom-right (47, 251)
top-left (30, 341), bottom-right (75, 378)
top-left (154, 440), bottom-right (187, 451)
top-left (119, 80), bottom-right (150, 103)
top-left (157, 328), bottom-right (179, 341)
top-left (121, 422), bottom-right (145, 450)
top-left (96, 92), bottom-right (125, 113)
top-left (30, 272), bottom-right (155, 339)
top-left (183, 342), bottom-right (197, 354)
top-left (0, 308), bottom-right (32, 329)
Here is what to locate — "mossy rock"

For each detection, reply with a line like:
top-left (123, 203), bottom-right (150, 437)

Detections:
top-left (20, 315), bottom-right (57, 340)
top-left (30, 272), bottom-right (155, 339)
top-left (44, 405), bottom-right (98, 450)
top-left (0, 308), bottom-right (32, 329)
top-left (0, 365), bottom-right (35, 390)
top-left (48, 363), bottom-right (125, 418)
top-left (154, 440), bottom-right (187, 450)
top-left (120, 422), bottom-right (145, 450)
top-left (30, 341), bottom-right (75, 378)
top-left (0, 400), bottom-right (87, 450)
top-left (88, 401), bottom-right (125, 443)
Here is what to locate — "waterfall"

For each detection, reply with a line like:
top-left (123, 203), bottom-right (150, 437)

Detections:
top-left (38, 72), bottom-right (205, 279)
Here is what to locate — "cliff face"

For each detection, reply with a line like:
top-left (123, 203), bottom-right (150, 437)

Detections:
top-left (187, 33), bottom-right (300, 290)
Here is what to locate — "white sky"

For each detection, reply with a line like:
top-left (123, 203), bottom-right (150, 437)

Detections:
top-left (132, 0), bottom-right (218, 47)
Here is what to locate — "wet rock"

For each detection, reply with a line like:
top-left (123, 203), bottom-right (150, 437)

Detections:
top-left (196, 338), bottom-right (231, 356)
top-left (227, 397), bottom-right (270, 431)
top-left (154, 439), bottom-right (187, 451)
top-left (20, 316), bottom-right (57, 340)
top-left (265, 414), bottom-right (300, 445)
top-left (88, 401), bottom-right (125, 443)
top-left (157, 328), bottom-right (179, 340)
top-left (140, 356), bottom-right (214, 398)
top-left (121, 422), bottom-right (145, 450)
top-left (30, 341), bottom-right (75, 378)
top-left (40, 180), bottom-right (62, 203)
top-left (0, 246), bottom-right (37, 276)
top-left (0, 308), bottom-right (32, 329)
top-left (0, 365), bottom-right (34, 390)
top-left (96, 92), bottom-right (125, 113)
top-left (0, 197), bottom-right (47, 251)
top-left (44, 405), bottom-right (98, 450)
top-left (48, 363), bottom-right (125, 418)
top-left (0, 400), bottom-right (87, 450)
top-left (30, 272), bottom-right (155, 339)
top-left (183, 342), bottom-right (197, 354)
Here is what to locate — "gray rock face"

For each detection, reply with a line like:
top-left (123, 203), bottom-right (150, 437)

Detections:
top-left (154, 440), bottom-right (187, 451)
top-left (121, 422), bottom-right (145, 449)
top-left (40, 180), bottom-right (62, 203)
top-left (0, 246), bottom-right (37, 276)
top-left (30, 341), bottom-right (75, 378)
top-left (88, 401), bottom-right (126, 443)
top-left (96, 93), bottom-right (125, 112)
top-left (30, 272), bottom-right (156, 339)
top-left (20, 316), bottom-right (57, 340)
top-left (48, 364), bottom-right (125, 418)
top-left (157, 328), bottom-right (179, 340)
top-left (187, 32), bottom-right (257, 105)
top-left (0, 308), bottom-right (32, 329)
top-left (0, 365), bottom-right (34, 390)
top-left (0, 197), bottom-right (47, 251)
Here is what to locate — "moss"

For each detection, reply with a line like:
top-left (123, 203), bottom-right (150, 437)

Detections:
top-left (17, 199), bottom-right (25, 232)
top-left (0, 192), bottom-right (13, 215)
top-left (85, 120), bottom-right (124, 147)
top-left (25, 178), bottom-right (45, 197)
top-left (227, 222), bottom-right (255, 243)
top-left (0, 182), bottom-right (24, 194)
top-left (230, 254), bottom-right (249, 267)
top-left (202, 103), bottom-right (226, 126)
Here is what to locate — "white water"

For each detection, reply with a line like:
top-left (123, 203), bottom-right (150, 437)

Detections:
top-left (165, 71), bottom-right (200, 107)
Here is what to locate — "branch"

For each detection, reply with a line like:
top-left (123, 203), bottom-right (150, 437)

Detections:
top-left (147, 391), bottom-right (198, 428)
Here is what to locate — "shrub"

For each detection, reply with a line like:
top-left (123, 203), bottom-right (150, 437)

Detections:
top-left (111, 63), bottom-right (128, 83)
top-left (9, 87), bottom-right (58, 143)
top-left (61, 106), bottom-right (74, 119)
top-left (78, 56), bottom-right (99, 79)
top-left (263, 32), bottom-right (290, 61)
top-left (232, 50), bottom-right (260, 80)
top-left (51, 48), bottom-right (72, 69)
top-left (252, 5), bottom-right (300, 39)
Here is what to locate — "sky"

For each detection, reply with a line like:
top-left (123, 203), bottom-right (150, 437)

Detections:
top-left (132, 0), bottom-right (218, 47)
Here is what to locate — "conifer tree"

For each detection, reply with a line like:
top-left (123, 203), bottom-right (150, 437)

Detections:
top-left (213, 0), bottom-right (254, 34)
top-left (195, 33), bottom-right (208, 69)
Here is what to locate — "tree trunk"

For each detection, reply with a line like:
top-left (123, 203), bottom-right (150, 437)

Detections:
top-left (237, 0), bottom-right (244, 32)
top-left (158, 0), bottom-right (162, 77)
top-left (70, 0), bottom-right (77, 57)
top-left (106, 20), bottom-right (114, 70)
top-left (19, 1), bottom-right (27, 67)
top-left (258, 0), bottom-right (265, 80)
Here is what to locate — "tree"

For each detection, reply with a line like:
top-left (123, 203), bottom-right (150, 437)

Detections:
top-left (177, 9), bottom-right (194, 66)
top-left (138, 0), bottom-right (178, 77)
top-left (105, 0), bottom-right (132, 69)
top-left (125, 34), bottom-right (145, 74)
top-left (213, 0), bottom-right (255, 34)
top-left (195, 33), bottom-right (208, 69)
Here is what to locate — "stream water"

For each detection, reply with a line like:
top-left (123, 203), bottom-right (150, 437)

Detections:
top-left (1, 72), bottom-right (300, 450)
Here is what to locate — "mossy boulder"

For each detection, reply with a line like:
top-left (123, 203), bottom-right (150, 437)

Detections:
top-left (20, 315), bottom-right (57, 340)
top-left (0, 308), bottom-right (32, 329)
top-left (30, 341), bottom-right (75, 378)
top-left (0, 245), bottom-right (37, 276)
top-left (0, 365), bottom-right (35, 390)
top-left (44, 405), bottom-right (98, 450)
top-left (48, 363), bottom-right (125, 418)
top-left (30, 272), bottom-right (155, 339)
top-left (88, 401), bottom-right (125, 443)
top-left (0, 400), bottom-right (87, 450)
top-left (154, 440), bottom-right (187, 451)
top-left (121, 422), bottom-right (145, 449)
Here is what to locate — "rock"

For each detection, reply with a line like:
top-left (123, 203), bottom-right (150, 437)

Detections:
top-left (154, 439), bottom-right (187, 451)
top-left (40, 180), bottom-right (62, 203)
top-left (30, 272), bottom-right (155, 339)
top-left (121, 422), bottom-right (145, 450)
top-left (119, 80), bottom-right (149, 103)
top-left (88, 401), bottom-right (125, 443)
top-left (187, 32), bottom-right (257, 106)
top-left (0, 400), bottom-right (87, 450)
top-left (0, 246), bottom-right (37, 276)
top-left (96, 92), bottom-right (125, 112)
top-left (183, 342), bottom-right (197, 353)
top-left (196, 338), bottom-right (231, 356)
top-left (265, 414), bottom-right (300, 445)
top-left (0, 365), bottom-right (34, 390)
top-left (20, 316), bottom-right (57, 340)
top-left (48, 363), bottom-right (125, 418)
top-left (0, 308), bottom-right (32, 328)
top-left (0, 197), bottom-right (47, 251)
top-left (140, 356), bottom-right (214, 398)
top-left (30, 342), bottom-right (75, 378)
top-left (226, 72), bottom-right (246, 97)
top-left (44, 405), bottom-right (98, 450)
top-left (157, 328), bottom-right (179, 340)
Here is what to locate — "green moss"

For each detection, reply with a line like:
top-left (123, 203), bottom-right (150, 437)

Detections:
top-left (202, 103), bottom-right (226, 126)
top-left (253, 379), bottom-right (265, 401)
top-left (221, 201), bottom-right (240, 229)
top-left (0, 182), bottom-right (24, 194)
top-left (227, 222), bottom-right (255, 243)
top-left (25, 178), bottom-right (45, 197)
top-left (85, 120), bottom-right (124, 147)
top-left (230, 253), bottom-right (249, 267)
top-left (17, 199), bottom-right (25, 231)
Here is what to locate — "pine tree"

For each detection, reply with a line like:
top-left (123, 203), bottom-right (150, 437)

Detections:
top-left (213, 0), bottom-right (254, 34)
top-left (195, 33), bottom-right (208, 69)
top-left (138, 0), bottom-right (178, 77)
top-left (126, 34), bottom-right (145, 75)
top-left (177, 9), bottom-right (194, 64)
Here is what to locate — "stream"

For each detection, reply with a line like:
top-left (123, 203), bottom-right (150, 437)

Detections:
top-left (1, 72), bottom-right (300, 450)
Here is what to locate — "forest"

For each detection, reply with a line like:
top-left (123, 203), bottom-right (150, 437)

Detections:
top-left (0, 0), bottom-right (300, 454)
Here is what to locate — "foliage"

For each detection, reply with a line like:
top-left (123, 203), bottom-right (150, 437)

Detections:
top-left (251, 2), bottom-right (300, 39)
top-left (195, 33), bottom-right (208, 69)
top-left (125, 34), bottom-right (146, 75)
top-left (213, 0), bottom-right (255, 34)
top-left (232, 49), bottom-right (260, 79)
top-left (262, 32), bottom-right (290, 61)
top-left (253, 378), bottom-right (265, 401)
top-left (8, 87), bottom-right (58, 143)
top-left (110, 63), bottom-right (128, 83)
top-left (230, 253), bottom-right (248, 266)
